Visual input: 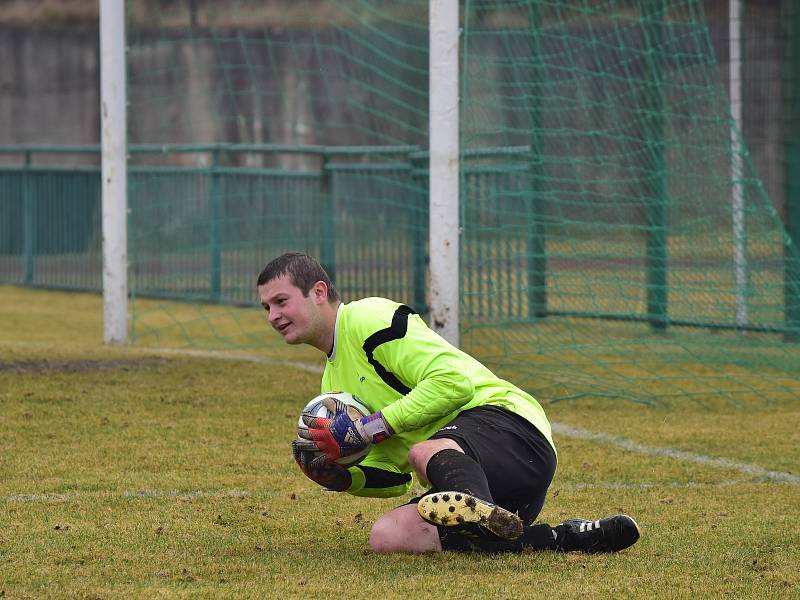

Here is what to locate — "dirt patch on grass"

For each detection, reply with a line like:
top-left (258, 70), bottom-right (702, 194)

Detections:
top-left (0, 358), bottom-right (168, 374)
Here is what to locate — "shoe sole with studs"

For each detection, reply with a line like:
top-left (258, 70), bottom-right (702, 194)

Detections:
top-left (417, 491), bottom-right (523, 540)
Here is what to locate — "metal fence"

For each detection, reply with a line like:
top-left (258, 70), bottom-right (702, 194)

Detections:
top-left (0, 145), bottom-right (435, 308)
top-left (1, 144), bottom-right (798, 337)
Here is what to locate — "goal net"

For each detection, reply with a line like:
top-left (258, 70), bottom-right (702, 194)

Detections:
top-left (121, 0), bottom-right (799, 404)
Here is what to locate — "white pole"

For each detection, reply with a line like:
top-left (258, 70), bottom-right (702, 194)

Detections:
top-left (100, 0), bottom-right (128, 344)
top-left (730, 0), bottom-right (747, 327)
top-left (429, 0), bottom-right (460, 346)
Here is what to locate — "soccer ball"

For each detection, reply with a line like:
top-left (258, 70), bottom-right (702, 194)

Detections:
top-left (296, 391), bottom-right (371, 466)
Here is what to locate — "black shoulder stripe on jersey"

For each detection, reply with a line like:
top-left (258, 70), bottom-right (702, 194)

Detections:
top-left (362, 304), bottom-right (415, 395)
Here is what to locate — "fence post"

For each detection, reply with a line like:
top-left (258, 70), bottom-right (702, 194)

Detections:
top-left (22, 150), bottom-right (34, 285)
top-left (729, 0), bottom-right (748, 327)
top-left (644, 0), bottom-right (668, 330)
top-left (527, 4), bottom-right (547, 319)
top-left (210, 148), bottom-right (222, 302)
top-left (319, 151), bottom-right (336, 284)
top-left (785, 0), bottom-right (800, 341)
top-left (410, 150), bottom-right (428, 313)
top-left (786, 146), bottom-right (800, 341)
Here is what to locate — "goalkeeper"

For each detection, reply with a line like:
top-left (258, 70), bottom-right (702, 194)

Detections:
top-left (257, 252), bottom-right (640, 554)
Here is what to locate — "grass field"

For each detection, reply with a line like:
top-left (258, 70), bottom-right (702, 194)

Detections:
top-left (1, 285), bottom-right (799, 599)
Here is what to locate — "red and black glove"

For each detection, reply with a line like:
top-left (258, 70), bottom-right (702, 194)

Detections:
top-left (291, 439), bottom-right (351, 492)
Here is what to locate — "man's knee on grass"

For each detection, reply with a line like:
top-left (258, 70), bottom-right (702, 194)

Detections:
top-left (368, 505), bottom-right (442, 554)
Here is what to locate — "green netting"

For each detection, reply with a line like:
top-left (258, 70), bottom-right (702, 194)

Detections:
top-left (456, 1), bottom-right (800, 405)
top-left (1, 1), bottom-right (798, 405)
top-left (124, 1), bottom-right (799, 405)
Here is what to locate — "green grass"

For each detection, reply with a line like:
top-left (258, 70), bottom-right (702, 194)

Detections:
top-left (1, 285), bottom-right (799, 598)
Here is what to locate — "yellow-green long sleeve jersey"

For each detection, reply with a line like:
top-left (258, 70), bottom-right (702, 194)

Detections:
top-left (322, 297), bottom-right (556, 498)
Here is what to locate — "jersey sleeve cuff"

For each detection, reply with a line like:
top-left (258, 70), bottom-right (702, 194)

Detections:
top-left (378, 404), bottom-right (401, 434)
top-left (346, 465), bottom-right (366, 494)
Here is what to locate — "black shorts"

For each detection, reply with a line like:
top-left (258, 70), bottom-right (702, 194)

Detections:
top-left (413, 405), bottom-right (557, 525)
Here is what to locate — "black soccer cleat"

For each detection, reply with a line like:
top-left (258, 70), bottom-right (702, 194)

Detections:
top-left (417, 491), bottom-right (523, 540)
top-left (554, 515), bottom-right (640, 553)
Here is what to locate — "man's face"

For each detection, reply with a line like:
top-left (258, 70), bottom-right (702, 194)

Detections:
top-left (258, 275), bottom-right (325, 346)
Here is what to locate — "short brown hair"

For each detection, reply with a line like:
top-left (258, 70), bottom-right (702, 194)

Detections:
top-left (256, 252), bottom-right (340, 303)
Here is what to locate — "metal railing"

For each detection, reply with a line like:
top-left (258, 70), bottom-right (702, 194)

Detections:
top-left (1, 144), bottom-right (797, 338)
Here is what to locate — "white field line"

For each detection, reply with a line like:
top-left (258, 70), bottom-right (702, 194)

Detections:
top-left (551, 423), bottom-right (800, 485)
top-left (4, 345), bottom-right (797, 500)
top-left (155, 348), bottom-right (799, 485)
top-left (142, 346), bottom-right (326, 375)
top-left (0, 480), bottom-right (760, 504)
top-left (2, 489), bottom-right (260, 503)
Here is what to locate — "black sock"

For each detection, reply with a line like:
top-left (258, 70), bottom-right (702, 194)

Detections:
top-left (426, 449), bottom-right (557, 553)
top-left (439, 523), bottom-right (557, 553)
top-left (425, 448), bottom-right (493, 501)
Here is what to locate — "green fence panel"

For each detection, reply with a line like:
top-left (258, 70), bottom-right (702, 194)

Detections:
top-left (0, 166), bottom-right (101, 291)
top-left (0, 142), bottom-right (796, 343)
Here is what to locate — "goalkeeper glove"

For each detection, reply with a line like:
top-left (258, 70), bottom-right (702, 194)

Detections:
top-left (291, 440), bottom-right (351, 492)
top-left (299, 396), bottom-right (393, 463)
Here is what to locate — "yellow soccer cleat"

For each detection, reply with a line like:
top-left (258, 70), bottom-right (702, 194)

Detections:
top-left (417, 491), bottom-right (523, 540)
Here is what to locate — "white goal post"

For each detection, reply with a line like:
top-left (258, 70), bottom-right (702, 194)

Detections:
top-left (100, 0), bottom-right (128, 345)
top-left (428, 0), bottom-right (461, 347)
top-left (729, 0), bottom-right (748, 328)
top-left (100, 0), bottom-right (460, 347)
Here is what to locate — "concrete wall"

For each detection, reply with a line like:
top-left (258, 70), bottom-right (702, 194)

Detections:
top-left (0, 27), bottom-right (99, 161)
top-left (0, 17), bottom-right (788, 212)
